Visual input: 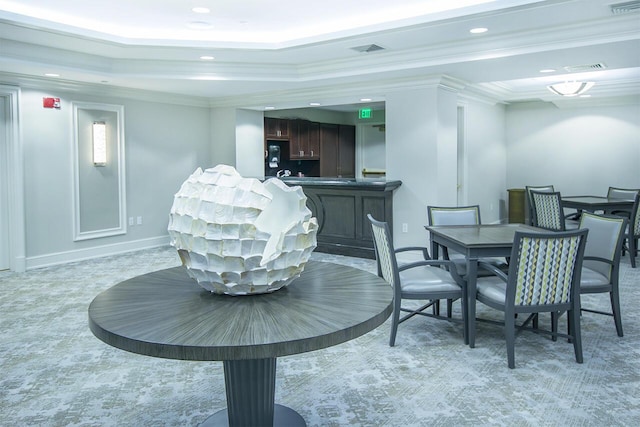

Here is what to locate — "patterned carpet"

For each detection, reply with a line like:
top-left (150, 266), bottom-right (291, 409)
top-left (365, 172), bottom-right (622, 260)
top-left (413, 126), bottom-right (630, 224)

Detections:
top-left (1, 246), bottom-right (638, 426)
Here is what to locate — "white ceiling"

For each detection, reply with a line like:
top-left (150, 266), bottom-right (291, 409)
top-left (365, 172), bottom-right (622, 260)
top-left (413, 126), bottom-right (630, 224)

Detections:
top-left (0, 0), bottom-right (639, 110)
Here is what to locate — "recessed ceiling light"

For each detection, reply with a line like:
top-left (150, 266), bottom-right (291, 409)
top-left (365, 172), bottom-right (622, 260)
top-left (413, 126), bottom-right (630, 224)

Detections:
top-left (309, 102), bottom-right (321, 106)
top-left (539, 69), bottom-right (556, 73)
top-left (192, 7), bottom-right (210, 14)
top-left (470, 27), bottom-right (488, 34)
top-left (188, 21), bottom-right (213, 30)
top-left (360, 98), bottom-right (372, 102)
top-left (44, 73), bottom-right (60, 77)
top-left (264, 106), bottom-right (275, 110)
top-left (200, 55), bottom-right (215, 60)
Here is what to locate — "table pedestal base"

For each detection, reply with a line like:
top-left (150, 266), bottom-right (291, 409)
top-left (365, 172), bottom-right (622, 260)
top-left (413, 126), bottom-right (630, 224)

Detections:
top-left (200, 404), bottom-right (305, 427)
top-left (200, 358), bottom-right (305, 427)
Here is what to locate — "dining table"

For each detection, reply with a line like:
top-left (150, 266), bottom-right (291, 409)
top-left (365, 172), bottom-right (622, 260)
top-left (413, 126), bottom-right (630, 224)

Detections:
top-left (561, 195), bottom-right (635, 214)
top-left (88, 261), bottom-right (393, 427)
top-left (425, 223), bottom-right (541, 348)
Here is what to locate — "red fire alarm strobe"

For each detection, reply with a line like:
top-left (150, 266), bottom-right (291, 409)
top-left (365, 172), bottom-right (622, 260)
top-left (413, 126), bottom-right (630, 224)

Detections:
top-left (43, 97), bottom-right (61, 109)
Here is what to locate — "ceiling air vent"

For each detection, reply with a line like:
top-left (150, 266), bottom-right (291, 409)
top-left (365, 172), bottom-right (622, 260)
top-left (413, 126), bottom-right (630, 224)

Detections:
top-left (350, 44), bottom-right (385, 53)
top-left (563, 63), bottom-right (607, 72)
top-left (610, 1), bottom-right (640, 14)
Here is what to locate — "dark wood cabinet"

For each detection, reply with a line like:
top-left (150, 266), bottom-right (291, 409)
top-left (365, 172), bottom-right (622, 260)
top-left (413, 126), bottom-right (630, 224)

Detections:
top-left (338, 125), bottom-right (356, 177)
top-left (281, 179), bottom-right (402, 258)
top-left (320, 124), bottom-right (355, 177)
top-left (290, 120), bottom-right (319, 159)
top-left (264, 117), bottom-right (289, 140)
top-left (264, 117), bottom-right (355, 173)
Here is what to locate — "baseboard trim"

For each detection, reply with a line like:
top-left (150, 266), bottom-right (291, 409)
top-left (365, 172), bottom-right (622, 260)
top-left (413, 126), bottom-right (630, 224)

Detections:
top-left (26, 236), bottom-right (170, 270)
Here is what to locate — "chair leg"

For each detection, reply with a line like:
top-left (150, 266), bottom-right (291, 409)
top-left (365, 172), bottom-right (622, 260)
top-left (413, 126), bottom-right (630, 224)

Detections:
top-left (630, 237), bottom-right (638, 269)
top-left (569, 308), bottom-right (583, 364)
top-left (610, 291), bottom-right (624, 337)
top-left (447, 299), bottom-right (453, 318)
top-left (433, 299), bottom-right (440, 316)
top-left (505, 314), bottom-right (516, 369)
top-left (389, 306), bottom-right (400, 347)
top-left (551, 312), bottom-right (559, 342)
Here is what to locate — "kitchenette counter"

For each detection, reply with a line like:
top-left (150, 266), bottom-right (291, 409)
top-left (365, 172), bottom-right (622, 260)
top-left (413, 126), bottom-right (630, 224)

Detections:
top-left (278, 177), bottom-right (402, 258)
top-left (279, 177), bottom-right (401, 190)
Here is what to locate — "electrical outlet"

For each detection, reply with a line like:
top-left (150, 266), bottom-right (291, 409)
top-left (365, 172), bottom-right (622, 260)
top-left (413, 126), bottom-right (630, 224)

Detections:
top-left (402, 223), bottom-right (408, 233)
top-left (128, 217), bottom-right (134, 226)
top-left (137, 216), bottom-right (143, 225)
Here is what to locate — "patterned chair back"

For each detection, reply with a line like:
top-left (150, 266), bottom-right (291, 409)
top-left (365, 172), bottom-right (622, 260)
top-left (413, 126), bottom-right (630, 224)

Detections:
top-left (508, 229), bottom-right (588, 307)
top-left (368, 214), bottom-right (399, 293)
top-left (530, 190), bottom-right (565, 231)
top-left (525, 185), bottom-right (555, 225)
top-left (632, 194), bottom-right (640, 238)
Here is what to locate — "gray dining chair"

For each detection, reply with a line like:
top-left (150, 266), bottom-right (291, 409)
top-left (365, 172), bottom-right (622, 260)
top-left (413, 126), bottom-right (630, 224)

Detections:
top-left (573, 213), bottom-right (627, 337)
top-left (475, 228), bottom-right (588, 368)
top-left (427, 205), bottom-right (508, 316)
top-left (525, 185), bottom-right (555, 225)
top-left (368, 214), bottom-right (466, 346)
top-left (624, 193), bottom-right (640, 268)
top-left (607, 187), bottom-right (639, 218)
top-left (530, 190), bottom-right (579, 231)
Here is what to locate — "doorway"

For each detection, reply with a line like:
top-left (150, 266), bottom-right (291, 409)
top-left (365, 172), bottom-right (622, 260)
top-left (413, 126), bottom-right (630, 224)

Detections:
top-left (456, 106), bottom-right (467, 206)
top-left (0, 85), bottom-right (25, 272)
top-left (1, 95), bottom-right (8, 270)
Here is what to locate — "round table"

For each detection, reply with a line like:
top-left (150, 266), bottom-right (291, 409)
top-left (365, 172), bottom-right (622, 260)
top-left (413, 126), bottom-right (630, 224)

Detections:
top-left (88, 261), bottom-right (393, 426)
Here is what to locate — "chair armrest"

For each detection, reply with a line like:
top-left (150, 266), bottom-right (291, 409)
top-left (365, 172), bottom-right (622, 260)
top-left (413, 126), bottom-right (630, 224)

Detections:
top-left (394, 246), bottom-right (431, 260)
top-left (398, 259), bottom-right (464, 284)
top-left (582, 255), bottom-right (615, 267)
top-left (478, 260), bottom-right (508, 283)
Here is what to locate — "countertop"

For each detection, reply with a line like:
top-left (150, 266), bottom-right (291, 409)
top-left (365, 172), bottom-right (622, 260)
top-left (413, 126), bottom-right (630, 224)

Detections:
top-left (275, 177), bottom-right (402, 190)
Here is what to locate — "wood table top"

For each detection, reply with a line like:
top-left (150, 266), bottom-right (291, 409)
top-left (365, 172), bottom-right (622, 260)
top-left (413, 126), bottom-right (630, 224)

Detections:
top-left (89, 261), bottom-right (393, 361)
top-left (426, 224), bottom-right (540, 248)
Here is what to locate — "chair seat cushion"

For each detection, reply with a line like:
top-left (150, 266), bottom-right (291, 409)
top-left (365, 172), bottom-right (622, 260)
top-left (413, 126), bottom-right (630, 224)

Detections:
top-left (449, 255), bottom-right (508, 277)
top-left (476, 277), bottom-right (507, 304)
top-left (580, 266), bottom-right (610, 290)
top-left (399, 265), bottom-right (461, 295)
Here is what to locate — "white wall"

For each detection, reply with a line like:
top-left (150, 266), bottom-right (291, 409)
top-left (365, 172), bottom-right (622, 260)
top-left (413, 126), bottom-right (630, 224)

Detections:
top-left (210, 107), bottom-right (237, 167)
top-left (20, 89), bottom-right (211, 268)
top-left (386, 85), bottom-right (458, 250)
top-left (235, 109), bottom-right (265, 179)
top-left (506, 100), bottom-right (640, 195)
top-left (463, 100), bottom-right (507, 223)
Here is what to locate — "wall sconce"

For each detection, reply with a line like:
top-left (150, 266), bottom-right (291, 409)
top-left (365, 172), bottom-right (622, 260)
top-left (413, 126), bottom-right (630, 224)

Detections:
top-left (547, 81), bottom-right (595, 97)
top-left (92, 121), bottom-right (107, 166)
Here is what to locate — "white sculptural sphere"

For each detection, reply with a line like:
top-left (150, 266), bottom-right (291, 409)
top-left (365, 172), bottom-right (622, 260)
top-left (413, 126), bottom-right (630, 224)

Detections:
top-left (168, 165), bottom-right (318, 295)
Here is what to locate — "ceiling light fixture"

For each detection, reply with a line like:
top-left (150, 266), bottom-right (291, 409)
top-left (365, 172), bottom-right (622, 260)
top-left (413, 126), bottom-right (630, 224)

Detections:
top-left (360, 98), bottom-right (372, 102)
top-left (200, 55), bottom-right (215, 60)
top-left (309, 102), bottom-right (321, 106)
top-left (470, 27), bottom-right (488, 34)
top-left (45, 73), bottom-right (60, 77)
top-left (547, 81), bottom-right (595, 97)
top-left (539, 69), bottom-right (556, 73)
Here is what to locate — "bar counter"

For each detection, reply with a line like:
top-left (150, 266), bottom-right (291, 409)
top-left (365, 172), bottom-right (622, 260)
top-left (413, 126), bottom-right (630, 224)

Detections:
top-left (279, 177), bottom-right (402, 258)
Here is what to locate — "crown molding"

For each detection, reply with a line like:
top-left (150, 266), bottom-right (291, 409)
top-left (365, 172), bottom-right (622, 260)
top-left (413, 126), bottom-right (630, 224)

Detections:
top-left (0, 72), bottom-right (211, 107)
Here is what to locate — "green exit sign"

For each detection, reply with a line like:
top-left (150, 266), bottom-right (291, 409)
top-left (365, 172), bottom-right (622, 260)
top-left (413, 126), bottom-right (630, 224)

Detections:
top-left (359, 108), bottom-right (372, 119)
